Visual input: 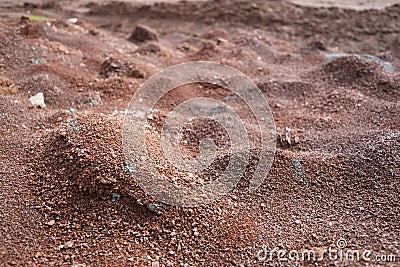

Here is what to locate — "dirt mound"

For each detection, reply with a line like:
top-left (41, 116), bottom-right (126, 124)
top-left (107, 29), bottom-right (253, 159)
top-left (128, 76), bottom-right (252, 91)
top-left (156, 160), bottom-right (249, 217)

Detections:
top-left (91, 76), bottom-right (139, 99)
top-left (19, 22), bottom-right (46, 39)
top-left (128, 24), bottom-right (159, 44)
top-left (332, 131), bottom-right (400, 169)
top-left (336, 131), bottom-right (400, 223)
top-left (189, 41), bottom-right (221, 61)
top-left (318, 56), bottom-right (386, 84)
top-left (0, 28), bottom-right (41, 70)
top-left (30, 113), bottom-right (132, 197)
top-left (11, 63), bottom-right (97, 108)
top-left (134, 41), bottom-right (161, 55)
top-left (313, 55), bottom-right (400, 99)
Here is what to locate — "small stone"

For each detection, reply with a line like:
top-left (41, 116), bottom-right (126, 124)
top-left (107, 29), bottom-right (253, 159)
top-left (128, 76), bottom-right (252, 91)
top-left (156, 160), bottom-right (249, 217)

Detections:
top-left (67, 18), bottom-right (78, 24)
top-left (47, 220), bottom-right (55, 226)
top-left (89, 99), bottom-right (100, 106)
top-left (111, 193), bottom-right (120, 203)
top-left (295, 219), bottom-right (301, 224)
top-left (29, 58), bottom-right (47, 65)
top-left (128, 24), bottom-right (158, 43)
top-left (127, 257), bottom-right (134, 262)
top-left (147, 203), bottom-right (158, 212)
top-left (65, 241), bottom-right (74, 248)
top-left (20, 15), bottom-right (30, 24)
top-left (152, 261), bottom-right (160, 267)
top-left (127, 69), bottom-right (145, 79)
top-left (29, 92), bottom-right (46, 108)
top-left (100, 58), bottom-right (124, 78)
top-left (169, 251), bottom-right (175, 255)
top-left (216, 38), bottom-right (228, 45)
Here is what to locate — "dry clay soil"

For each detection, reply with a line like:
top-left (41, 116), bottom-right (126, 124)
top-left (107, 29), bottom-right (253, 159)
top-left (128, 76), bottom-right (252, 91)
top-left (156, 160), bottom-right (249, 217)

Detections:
top-left (0, 0), bottom-right (399, 266)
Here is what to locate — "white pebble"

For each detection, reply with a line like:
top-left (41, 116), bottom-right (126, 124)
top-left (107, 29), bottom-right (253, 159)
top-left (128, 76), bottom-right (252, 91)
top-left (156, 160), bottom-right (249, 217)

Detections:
top-left (29, 92), bottom-right (46, 108)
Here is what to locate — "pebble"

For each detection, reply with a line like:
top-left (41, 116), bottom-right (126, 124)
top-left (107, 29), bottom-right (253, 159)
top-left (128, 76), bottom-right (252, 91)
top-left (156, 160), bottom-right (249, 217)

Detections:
top-left (29, 92), bottom-right (46, 108)
top-left (216, 38), bottom-right (228, 45)
top-left (65, 241), bottom-right (74, 248)
top-left (29, 58), bottom-right (47, 65)
top-left (147, 203), bottom-right (158, 212)
top-left (67, 18), bottom-right (78, 24)
top-left (111, 193), bottom-right (120, 203)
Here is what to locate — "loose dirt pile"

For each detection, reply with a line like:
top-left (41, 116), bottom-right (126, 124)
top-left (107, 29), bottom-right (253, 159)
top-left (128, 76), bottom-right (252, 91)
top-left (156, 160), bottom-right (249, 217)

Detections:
top-left (30, 114), bottom-right (130, 196)
top-left (0, 0), bottom-right (399, 266)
